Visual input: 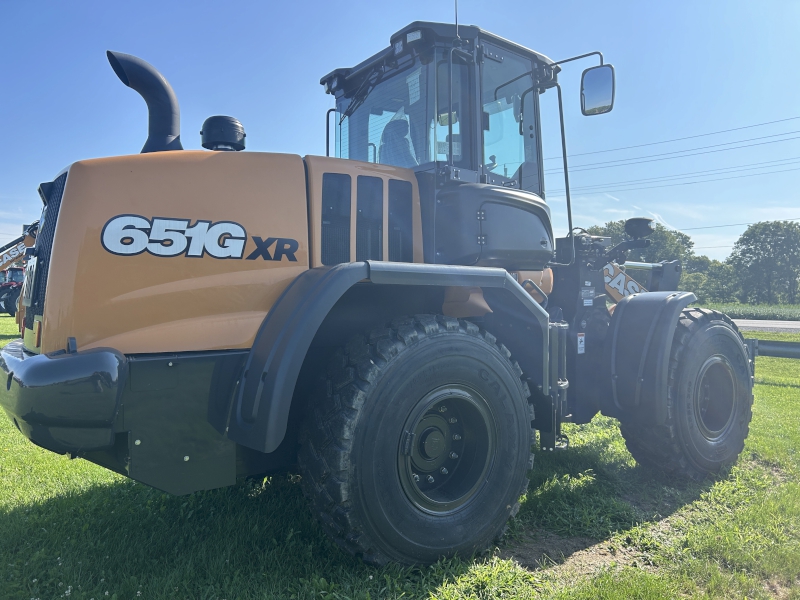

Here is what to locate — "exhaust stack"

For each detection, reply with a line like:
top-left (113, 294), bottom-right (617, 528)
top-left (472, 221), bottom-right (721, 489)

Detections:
top-left (106, 51), bottom-right (183, 153)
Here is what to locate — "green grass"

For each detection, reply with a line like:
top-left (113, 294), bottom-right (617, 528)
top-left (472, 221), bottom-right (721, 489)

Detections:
top-left (700, 302), bottom-right (800, 321)
top-left (1, 314), bottom-right (799, 599)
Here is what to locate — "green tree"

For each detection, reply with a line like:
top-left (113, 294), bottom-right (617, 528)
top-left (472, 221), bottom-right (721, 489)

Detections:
top-left (686, 254), bottom-right (711, 274)
top-left (701, 260), bottom-right (739, 303)
top-left (680, 271), bottom-right (708, 301)
top-left (729, 221), bottom-right (800, 304)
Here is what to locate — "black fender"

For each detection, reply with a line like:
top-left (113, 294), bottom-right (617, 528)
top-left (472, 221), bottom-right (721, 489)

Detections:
top-left (602, 290), bottom-right (696, 424)
top-left (226, 261), bottom-right (550, 453)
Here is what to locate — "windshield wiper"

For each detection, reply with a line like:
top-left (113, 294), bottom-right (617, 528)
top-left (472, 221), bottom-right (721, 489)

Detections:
top-left (338, 55), bottom-right (418, 125)
top-left (339, 65), bottom-right (386, 125)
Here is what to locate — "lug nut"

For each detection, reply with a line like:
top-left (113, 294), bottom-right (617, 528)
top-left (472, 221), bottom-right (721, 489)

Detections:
top-left (413, 473), bottom-right (420, 482)
top-left (440, 467), bottom-right (448, 475)
top-left (449, 452), bottom-right (459, 459)
top-left (438, 405), bottom-right (447, 412)
top-left (452, 434), bottom-right (461, 441)
top-left (449, 417), bottom-right (457, 424)
top-left (427, 475), bottom-right (435, 483)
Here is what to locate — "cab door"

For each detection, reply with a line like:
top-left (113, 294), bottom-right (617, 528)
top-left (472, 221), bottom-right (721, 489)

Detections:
top-left (479, 43), bottom-right (542, 195)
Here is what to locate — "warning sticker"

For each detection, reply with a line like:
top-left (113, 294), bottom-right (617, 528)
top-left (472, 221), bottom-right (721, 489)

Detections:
top-left (577, 333), bottom-right (586, 355)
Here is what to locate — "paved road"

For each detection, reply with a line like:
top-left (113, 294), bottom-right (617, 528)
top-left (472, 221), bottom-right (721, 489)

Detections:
top-left (733, 319), bottom-right (800, 333)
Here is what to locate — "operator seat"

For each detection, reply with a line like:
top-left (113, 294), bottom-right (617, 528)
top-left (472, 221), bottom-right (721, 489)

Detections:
top-left (379, 120), bottom-right (418, 168)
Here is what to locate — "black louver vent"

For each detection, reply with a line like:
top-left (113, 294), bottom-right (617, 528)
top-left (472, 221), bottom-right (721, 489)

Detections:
top-left (24, 172), bottom-right (67, 330)
top-left (356, 176), bottom-right (383, 261)
top-left (321, 173), bottom-right (351, 266)
top-left (388, 179), bottom-right (413, 262)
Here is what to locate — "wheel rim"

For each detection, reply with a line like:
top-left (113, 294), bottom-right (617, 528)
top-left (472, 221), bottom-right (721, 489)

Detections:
top-left (694, 355), bottom-right (737, 441)
top-left (397, 385), bottom-right (497, 514)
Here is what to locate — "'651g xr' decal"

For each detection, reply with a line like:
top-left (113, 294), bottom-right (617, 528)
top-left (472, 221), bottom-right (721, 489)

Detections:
top-left (101, 215), bottom-right (298, 261)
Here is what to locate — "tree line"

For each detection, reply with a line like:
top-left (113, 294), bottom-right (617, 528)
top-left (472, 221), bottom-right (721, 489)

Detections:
top-left (586, 220), bottom-right (800, 305)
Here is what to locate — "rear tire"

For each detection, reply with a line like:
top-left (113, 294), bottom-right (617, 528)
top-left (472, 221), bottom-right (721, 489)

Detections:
top-left (619, 308), bottom-right (753, 480)
top-left (5, 288), bottom-right (19, 317)
top-left (298, 314), bottom-right (533, 565)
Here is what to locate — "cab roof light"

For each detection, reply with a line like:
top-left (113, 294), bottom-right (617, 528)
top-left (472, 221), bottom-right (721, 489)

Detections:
top-left (406, 30), bottom-right (422, 43)
top-left (323, 76), bottom-right (340, 95)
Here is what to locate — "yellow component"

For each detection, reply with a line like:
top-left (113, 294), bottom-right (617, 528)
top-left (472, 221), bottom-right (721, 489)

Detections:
top-left (304, 156), bottom-right (423, 267)
top-left (442, 287), bottom-right (492, 318)
top-left (22, 317), bottom-right (43, 353)
top-left (603, 262), bottom-right (647, 303)
top-left (40, 151), bottom-right (310, 355)
top-left (515, 269), bottom-right (553, 304)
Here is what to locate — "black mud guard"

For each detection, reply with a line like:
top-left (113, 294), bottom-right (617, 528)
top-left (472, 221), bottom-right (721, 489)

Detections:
top-left (602, 291), bottom-right (696, 425)
top-left (226, 261), bottom-right (549, 453)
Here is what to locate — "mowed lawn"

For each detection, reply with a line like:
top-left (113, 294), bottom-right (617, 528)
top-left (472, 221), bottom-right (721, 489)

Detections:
top-left (1, 313), bottom-right (799, 599)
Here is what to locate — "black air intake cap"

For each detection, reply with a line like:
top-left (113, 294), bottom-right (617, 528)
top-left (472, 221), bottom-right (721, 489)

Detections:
top-left (201, 116), bottom-right (246, 151)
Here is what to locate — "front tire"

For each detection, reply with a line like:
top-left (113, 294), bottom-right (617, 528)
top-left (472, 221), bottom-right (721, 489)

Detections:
top-left (620, 308), bottom-right (753, 480)
top-left (298, 315), bottom-right (533, 565)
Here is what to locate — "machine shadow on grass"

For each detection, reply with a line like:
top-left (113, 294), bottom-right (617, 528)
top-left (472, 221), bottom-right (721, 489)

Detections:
top-left (506, 424), bottom-right (712, 567)
top-left (3, 420), bottom-right (713, 599)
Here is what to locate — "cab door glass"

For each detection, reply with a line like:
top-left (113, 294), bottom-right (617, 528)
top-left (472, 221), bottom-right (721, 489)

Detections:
top-left (480, 44), bottom-right (539, 193)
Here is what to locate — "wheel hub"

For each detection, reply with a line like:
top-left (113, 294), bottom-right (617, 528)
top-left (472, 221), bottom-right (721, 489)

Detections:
top-left (398, 386), bottom-right (496, 514)
top-left (694, 355), bottom-right (737, 441)
top-left (420, 428), bottom-right (445, 459)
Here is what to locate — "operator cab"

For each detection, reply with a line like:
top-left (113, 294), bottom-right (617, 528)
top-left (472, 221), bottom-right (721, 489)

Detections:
top-left (6, 268), bottom-right (24, 283)
top-left (321, 22), bottom-right (558, 194)
top-left (321, 22), bottom-right (614, 270)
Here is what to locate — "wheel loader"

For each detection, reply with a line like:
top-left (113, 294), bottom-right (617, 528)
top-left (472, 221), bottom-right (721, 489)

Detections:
top-left (0, 21), bottom-right (753, 565)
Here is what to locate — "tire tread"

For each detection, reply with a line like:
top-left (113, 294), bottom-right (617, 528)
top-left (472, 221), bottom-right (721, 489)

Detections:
top-left (619, 307), bottom-right (754, 481)
top-left (297, 314), bottom-right (533, 565)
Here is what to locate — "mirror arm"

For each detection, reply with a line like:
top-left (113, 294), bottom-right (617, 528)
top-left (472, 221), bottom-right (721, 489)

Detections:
top-left (494, 70), bottom-right (533, 101)
top-left (551, 51), bottom-right (604, 67)
top-left (547, 82), bottom-right (575, 268)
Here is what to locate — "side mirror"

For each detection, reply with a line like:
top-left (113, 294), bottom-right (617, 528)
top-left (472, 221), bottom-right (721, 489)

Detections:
top-left (581, 64), bottom-right (615, 116)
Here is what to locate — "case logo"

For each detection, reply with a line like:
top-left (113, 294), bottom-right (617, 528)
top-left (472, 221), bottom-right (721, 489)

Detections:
top-left (101, 215), bottom-right (298, 261)
top-left (603, 262), bottom-right (645, 302)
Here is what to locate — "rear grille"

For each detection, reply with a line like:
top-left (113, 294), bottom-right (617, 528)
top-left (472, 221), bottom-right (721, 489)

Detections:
top-left (355, 176), bottom-right (383, 261)
top-left (24, 172), bottom-right (67, 330)
top-left (388, 179), bottom-right (413, 262)
top-left (321, 173), bottom-right (351, 266)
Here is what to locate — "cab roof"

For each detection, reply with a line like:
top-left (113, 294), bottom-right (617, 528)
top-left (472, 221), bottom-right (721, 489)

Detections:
top-left (320, 21), bottom-right (558, 90)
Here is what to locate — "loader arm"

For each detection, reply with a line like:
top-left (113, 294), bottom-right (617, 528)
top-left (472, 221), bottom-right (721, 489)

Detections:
top-left (0, 222), bottom-right (38, 271)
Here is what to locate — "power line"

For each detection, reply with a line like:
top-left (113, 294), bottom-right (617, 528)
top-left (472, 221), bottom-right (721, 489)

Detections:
top-left (548, 156), bottom-right (800, 194)
top-left (545, 130), bottom-right (800, 174)
top-left (543, 116), bottom-right (800, 161)
top-left (547, 165), bottom-right (800, 197)
top-left (545, 134), bottom-right (800, 175)
top-left (681, 218), bottom-right (800, 231)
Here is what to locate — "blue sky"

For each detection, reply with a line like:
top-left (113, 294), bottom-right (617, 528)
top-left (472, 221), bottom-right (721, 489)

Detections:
top-left (1, 0), bottom-right (799, 260)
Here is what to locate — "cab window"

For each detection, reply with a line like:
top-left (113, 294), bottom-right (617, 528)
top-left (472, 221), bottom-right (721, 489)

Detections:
top-left (480, 44), bottom-right (540, 193)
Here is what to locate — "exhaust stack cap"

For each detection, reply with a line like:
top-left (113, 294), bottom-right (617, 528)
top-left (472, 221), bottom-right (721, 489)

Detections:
top-left (106, 50), bottom-right (183, 153)
top-left (201, 116), bottom-right (246, 151)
